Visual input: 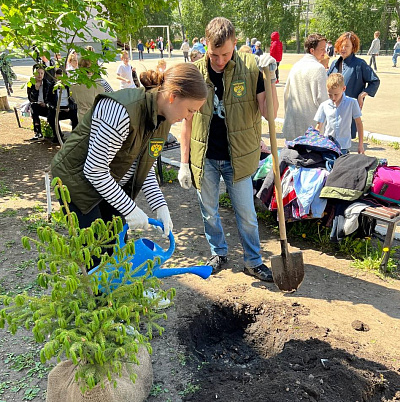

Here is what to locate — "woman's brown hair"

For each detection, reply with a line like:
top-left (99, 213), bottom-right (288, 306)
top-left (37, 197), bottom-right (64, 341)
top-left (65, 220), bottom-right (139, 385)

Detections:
top-left (334, 32), bottom-right (360, 54)
top-left (140, 70), bottom-right (163, 88)
top-left (140, 63), bottom-right (208, 100)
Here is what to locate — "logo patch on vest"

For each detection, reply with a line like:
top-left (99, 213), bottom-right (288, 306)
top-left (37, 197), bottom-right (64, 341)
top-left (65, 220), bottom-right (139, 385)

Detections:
top-left (149, 138), bottom-right (164, 158)
top-left (232, 80), bottom-right (246, 98)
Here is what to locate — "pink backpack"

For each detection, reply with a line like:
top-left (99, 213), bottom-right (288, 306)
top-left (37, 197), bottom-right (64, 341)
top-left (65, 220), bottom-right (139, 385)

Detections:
top-left (370, 166), bottom-right (400, 204)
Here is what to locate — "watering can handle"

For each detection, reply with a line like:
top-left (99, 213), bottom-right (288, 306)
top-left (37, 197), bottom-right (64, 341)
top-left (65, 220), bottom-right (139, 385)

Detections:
top-left (89, 219), bottom-right (174, 276)
top-left (148, 218), bottom-right (175, 260)
top-left (118, 219), bottom-right (175, 260)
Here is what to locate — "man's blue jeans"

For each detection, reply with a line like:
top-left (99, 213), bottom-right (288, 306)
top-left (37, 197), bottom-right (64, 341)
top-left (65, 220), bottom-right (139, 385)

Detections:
top-left (197, 158), bottom-right (262, 268)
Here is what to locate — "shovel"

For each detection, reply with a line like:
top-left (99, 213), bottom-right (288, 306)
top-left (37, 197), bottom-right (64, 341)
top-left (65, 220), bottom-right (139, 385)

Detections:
top-left (262, 67), bottom-right (304, 292)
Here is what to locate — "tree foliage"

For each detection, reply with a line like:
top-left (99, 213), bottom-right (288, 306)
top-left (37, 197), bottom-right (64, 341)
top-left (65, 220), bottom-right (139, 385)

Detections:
top-left (132, 6), bottom-right (180, 47)
top-left (231, 0), bottom-right (296, 47)
top-left (0, 0), bottom-right (174, 141)
top-left (0, 0), bottom-right (174, 74)
top-left (178, 0), bottom-right (296, 49)
top-left (310, 0), bottom-right (399, 49)
top-left (176, 0), bottom-right (399, 51)
top-left (102, 0), bottom-right (177, 42)
top-left (179, 0), bottom-right (235, 41)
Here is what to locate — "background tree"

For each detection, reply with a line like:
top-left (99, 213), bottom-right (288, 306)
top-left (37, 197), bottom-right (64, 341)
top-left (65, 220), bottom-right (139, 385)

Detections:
top-left (179, 0), bottom-right (234, 41)
top-left (0, 0), bottom-right (174, 141)
top-left (132, 6), bottom-right (180, 49)
top-left (310, 0), bottom-right (398, 51)
top-left (0, 0), bottom-right (173, 69)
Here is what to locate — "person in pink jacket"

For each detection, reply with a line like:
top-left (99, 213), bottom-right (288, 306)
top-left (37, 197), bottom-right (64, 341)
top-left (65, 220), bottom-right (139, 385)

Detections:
top-left (270, 31), bottom-right (283, 83)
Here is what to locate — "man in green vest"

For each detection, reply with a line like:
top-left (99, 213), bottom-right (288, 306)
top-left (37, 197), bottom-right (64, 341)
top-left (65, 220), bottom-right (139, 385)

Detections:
top-left (178, 17), bottom-right (278, 282)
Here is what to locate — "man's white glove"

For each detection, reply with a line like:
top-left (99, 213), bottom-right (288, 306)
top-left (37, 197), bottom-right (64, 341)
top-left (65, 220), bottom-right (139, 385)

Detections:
top-left (258, 54), bottom-right (277, 71)
top-left (178, 162), bottom-right (192, 190)
top-left (156, 205), bottom-right (173, 237)
top-left (125, 206), bottom-right (149, 231)
top-left (257, 54), bottom-right (277, 82)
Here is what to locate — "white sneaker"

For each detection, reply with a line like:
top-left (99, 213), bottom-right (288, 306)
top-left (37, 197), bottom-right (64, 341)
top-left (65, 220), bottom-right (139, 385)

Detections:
top-left (143, 289), bottom-right (171, 309)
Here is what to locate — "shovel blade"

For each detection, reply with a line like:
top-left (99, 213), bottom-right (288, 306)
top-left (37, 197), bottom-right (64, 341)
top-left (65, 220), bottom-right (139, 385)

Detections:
top-left (271, 251), bottom-right (304, 292)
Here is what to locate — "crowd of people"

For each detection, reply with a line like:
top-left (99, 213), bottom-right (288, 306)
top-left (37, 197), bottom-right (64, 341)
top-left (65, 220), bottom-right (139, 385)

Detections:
top-left (128, 37), bottom-right (175, 59)
top-left (14, 18), bottom-right (400, 285)
top-left (25, 47), bottom-right (113, 142)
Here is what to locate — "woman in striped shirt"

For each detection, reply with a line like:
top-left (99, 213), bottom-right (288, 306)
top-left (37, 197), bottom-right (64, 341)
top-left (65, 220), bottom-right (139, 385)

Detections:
top-left (51, 63), bottom-right (207, 237)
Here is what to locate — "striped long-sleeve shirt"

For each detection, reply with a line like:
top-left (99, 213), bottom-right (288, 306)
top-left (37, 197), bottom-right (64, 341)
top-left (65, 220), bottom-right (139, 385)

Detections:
top-left (83, 97), bottom-right (166, 216)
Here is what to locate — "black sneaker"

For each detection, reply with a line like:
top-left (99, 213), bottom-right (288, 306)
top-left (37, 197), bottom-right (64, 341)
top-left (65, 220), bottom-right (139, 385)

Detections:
top-left (244, 263), bottom-right (274, 282)
top-left (207, 255), bottom-right (228, 273)
top-left (29, 133), bottom-right (43, 141)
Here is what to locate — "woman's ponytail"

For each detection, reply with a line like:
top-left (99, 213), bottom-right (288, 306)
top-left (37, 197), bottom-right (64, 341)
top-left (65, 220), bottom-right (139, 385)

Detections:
top-left (140, 70), bottom-right (164, 89)
top-left (140, 63), bottom-right (208, 101)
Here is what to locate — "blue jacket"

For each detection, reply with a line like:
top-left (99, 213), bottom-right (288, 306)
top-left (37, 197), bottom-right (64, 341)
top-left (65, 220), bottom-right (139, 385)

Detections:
top-left (192, 42), bottom-right (205, 54)
top-left (328, 53), bottom-right (380, 99)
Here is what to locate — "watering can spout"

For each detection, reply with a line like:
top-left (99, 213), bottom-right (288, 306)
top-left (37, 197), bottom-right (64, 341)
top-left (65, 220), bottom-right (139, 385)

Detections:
top-left (152, 265), bottom-right (212, 279)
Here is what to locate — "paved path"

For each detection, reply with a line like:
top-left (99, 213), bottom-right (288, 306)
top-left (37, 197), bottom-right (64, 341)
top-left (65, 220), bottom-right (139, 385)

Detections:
top-left (1, 51), bottom-right (399, 139)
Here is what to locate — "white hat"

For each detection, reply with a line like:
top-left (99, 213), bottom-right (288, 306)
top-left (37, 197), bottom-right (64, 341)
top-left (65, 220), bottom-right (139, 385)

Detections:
top-left (255, 41), bottom-right (261, 47)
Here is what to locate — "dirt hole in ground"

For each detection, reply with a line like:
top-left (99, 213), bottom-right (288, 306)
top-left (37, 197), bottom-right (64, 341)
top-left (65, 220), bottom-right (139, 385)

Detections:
top-left (179, 302), bottom-right (400, 402)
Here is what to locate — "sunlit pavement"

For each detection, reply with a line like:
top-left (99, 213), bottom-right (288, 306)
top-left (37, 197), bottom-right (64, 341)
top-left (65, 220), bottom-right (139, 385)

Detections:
top-left (2, 51), bottom-right (399, 139)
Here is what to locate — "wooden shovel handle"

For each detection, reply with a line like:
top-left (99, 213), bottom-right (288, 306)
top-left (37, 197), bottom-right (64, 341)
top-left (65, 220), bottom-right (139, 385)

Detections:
top-left (262, 67), bottom-right (287, 244)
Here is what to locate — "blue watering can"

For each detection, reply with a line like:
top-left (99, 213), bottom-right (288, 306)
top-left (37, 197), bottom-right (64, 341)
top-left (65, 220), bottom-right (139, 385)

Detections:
top-left (88, 218), bottom-right (212, 292)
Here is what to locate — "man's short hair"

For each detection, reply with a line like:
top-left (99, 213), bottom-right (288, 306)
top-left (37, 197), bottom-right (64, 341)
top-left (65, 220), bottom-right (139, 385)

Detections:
top-left (304, 33), bottom-right (327, 53)
top-left (327, 73), bottom-right (345, 90)
top-left (205, 17), bottom-right (235, 48)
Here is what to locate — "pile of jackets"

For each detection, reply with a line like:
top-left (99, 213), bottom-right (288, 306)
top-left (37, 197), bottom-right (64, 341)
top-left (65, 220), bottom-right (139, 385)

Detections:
top-left (255, 128), bottom-right (380, 241)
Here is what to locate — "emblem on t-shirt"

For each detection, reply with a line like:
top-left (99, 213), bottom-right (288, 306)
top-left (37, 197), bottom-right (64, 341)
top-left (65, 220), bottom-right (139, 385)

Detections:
top-left (213, 93), bottom-right (225, 119)
top-left (149, 138), bottom-right (164, 158)
top-left (232, 80), bottom-right (246, 98)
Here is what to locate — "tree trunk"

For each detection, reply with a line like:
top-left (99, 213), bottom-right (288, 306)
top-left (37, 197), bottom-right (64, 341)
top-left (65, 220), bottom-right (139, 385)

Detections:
top-left (177, 2), bottom-right (186, 40)
top-left (380, 0), bottom-right (391, 51)
top-left (296, 0), bottom-right (302, 54)
top-left (0, 95), bottom-right (10, 111)
top-left (55, 88), bottom-right (64, 146)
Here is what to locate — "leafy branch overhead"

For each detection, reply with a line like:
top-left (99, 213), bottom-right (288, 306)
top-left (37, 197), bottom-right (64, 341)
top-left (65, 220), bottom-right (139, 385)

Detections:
top-left (0, 0), bottom-right (176, 84)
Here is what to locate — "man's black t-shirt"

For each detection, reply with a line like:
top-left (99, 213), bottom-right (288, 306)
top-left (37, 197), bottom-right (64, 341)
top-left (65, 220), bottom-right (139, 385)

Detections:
top-left (206, 59), bottom-right (265, 160)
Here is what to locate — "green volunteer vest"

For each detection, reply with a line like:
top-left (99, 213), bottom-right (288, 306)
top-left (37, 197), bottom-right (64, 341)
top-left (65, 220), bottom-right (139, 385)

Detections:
top-left (190, 51), bottom-right (261, 190)
top-left (51, 88), bottom-right (170, 214)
